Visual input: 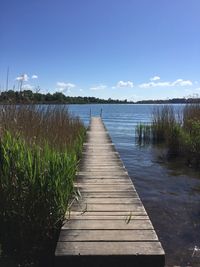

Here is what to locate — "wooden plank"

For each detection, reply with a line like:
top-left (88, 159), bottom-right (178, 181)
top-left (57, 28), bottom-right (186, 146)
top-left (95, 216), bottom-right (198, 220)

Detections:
top-left (79, 163), bottom-right (124, 167)
top-left (80, 167), bottom-right (126, 172)
top-left (80, 160), bottom-right (122, 164)
top-left (73, 198), bottom-right (141, 204)
top-left (76, 183), bottom-right (134, 187)
top-left (81, 157), bottom-right (121, 161)
top-left (69, 211), bottom-right (148, 216)
top-left (83, 149), bottom-right (117, 153)
top-left (77, 171), bottom-right (129, 176)
top-left (77, 182), bottom-right (133, 186)
top-left (75, 185), bottom-right (134, 190)
top-left (82, 153), bottom-right (119, 156)
top-left (81, 161), bottom-right (122, 164)
top-left (77, 191), bottom-right (135, 195)
top-left (76, 183), bottom-right (133, 187)
top-left (63, 219), bottom-right (153, 230)
top-left (79, 192), bottom-right (138, 198)
top-left (80, 162), bottom-right (124, 166)
top-left (59, 229), bottom-right (158, 242)
top-left (56, 241), bottom-right (164, 256)
top-left (67, 215), bottom-right (148, 220)
top-left (76, 174), bottom-right (129, 178)
top-left (82, 152), bottom-right (119, 155)
top-left (83, 142), bottom-right (115, 148)
top-left (70, 203), bottom-right (145, 212)
top-left (83, 146), bottom-right (116, 150)
top-left (76, 179), bottom-right (132, 184)
top-left (79, 165), bottom-right (125, 169)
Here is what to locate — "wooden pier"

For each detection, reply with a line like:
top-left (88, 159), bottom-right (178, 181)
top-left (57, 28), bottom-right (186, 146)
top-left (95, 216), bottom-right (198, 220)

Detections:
top-left (55, 117), bottom-right (165, 267)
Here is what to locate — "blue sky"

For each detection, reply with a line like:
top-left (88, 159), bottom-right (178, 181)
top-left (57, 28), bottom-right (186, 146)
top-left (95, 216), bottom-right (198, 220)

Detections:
top-left (0, 0), bottom-right (200, 101)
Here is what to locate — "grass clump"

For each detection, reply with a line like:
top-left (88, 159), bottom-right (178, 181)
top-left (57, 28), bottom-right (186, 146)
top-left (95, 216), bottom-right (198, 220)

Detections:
top-left (136, 106), bottom-right (179, 146)
top-left (151, 105), bottom-right (178, 143)
top-left (136, 104), bottom-right (200, 167)
top-left (0, 105), bottom-right (86, 266)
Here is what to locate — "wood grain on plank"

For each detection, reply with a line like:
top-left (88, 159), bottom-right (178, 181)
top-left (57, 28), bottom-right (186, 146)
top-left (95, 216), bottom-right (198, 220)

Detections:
top-left (56, 241), bottom-right (164, 256)
top-left (62, 219), bottom-right (153, 230)
top-left (55, 117), bottom-right (165, 266)
top-left (59, 229), bottom-right (158, 242)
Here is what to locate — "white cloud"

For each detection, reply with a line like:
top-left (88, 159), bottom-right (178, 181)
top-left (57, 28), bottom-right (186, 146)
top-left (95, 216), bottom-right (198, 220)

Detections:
top-left (90, 85), bottom-right (107, 91)
top-left (31, 75), bottom-right (38, 79)
top-left (56, 82), bottom-right (76, 92)
top-left (139, 79), bottom-right (193, 88)
top-left (16, 74), bottom-right (29, 82)
top-left (171, 79), bottom-right (193, 86)
top-left (116, 80), bottom-right (134, 88)
top-left (150, 76), bottom-right (160, 81)
top-left (139, 81), bottom-right (170, 88)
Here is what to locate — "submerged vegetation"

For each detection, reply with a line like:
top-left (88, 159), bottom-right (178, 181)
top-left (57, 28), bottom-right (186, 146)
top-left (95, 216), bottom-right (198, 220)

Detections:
top-left (136, 104), bottom-right (200, 168)
top-left (0, 105), bottom-right (86, 266)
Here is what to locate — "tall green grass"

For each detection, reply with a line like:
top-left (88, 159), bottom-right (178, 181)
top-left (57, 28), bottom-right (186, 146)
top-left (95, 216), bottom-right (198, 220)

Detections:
top-left (136, 106), bottom-right (179, 145)
top-left (0, 105), bottom-right (86, 266)
top-left (151, 106), bottom-right (178, 143)
top-left (136, 104), bottom-right (200, 166)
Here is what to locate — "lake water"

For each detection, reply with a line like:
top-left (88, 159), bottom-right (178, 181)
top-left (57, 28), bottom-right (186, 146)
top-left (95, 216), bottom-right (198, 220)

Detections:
top-left (69, 104), bottom-right (200, 267)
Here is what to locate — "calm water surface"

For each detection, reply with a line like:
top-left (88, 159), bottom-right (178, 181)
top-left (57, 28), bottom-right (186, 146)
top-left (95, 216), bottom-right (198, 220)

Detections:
top-left (69, 104), bottom-right (200, 266)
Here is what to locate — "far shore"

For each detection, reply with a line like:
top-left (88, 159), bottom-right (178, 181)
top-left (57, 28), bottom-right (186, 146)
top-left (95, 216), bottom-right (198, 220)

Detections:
top-left (0, 89), bottom-right (200, 105)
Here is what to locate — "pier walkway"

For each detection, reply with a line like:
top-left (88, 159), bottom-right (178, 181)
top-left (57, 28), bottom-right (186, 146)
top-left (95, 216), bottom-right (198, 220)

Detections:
top-left (55, 117), bottom-right (165, 267)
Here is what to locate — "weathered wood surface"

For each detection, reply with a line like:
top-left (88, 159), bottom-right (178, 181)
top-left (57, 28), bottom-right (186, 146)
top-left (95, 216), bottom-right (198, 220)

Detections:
top-left (55, 117), bottom-right (165, 267)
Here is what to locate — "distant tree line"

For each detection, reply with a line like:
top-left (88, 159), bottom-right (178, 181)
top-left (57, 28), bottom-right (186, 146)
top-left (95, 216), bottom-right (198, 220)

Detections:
top-left (0, 89), bottom-right (200, 104)
top-left (0, 90), bottom-right (131, 104)
top-left (136, 98), bottom-right (200, 104)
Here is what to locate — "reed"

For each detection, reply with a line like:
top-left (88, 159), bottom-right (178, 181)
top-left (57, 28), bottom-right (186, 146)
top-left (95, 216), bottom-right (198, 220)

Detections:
top-left (136, 104), bottom-right (200, 166)
top-left (182, 104), bottom-right (200, 165)
top-left (0, 105), bottom-right (85, 152)
top-left (151, 105), bottom-right (177, 143)
top-left (135, 123), bottom-right (151, 145)
top-left (183, 103), bottom-right (200, 130)
top-left (0, 105), bottom-right (86, 265)
top-left (136, 106), bottom-right (178, 145)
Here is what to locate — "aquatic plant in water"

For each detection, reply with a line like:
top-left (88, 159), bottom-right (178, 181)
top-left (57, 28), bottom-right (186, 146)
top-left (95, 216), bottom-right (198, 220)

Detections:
top-left (135, 104), bottom-right (200, 167)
